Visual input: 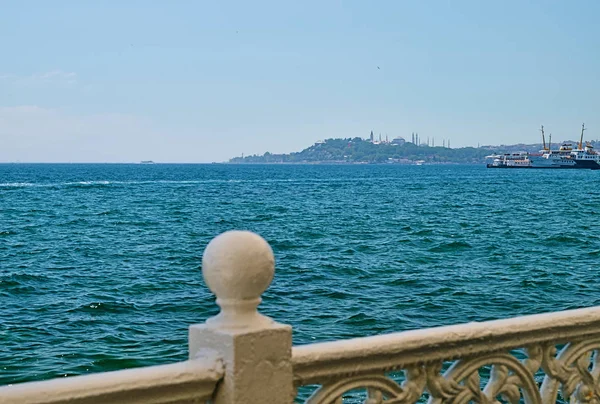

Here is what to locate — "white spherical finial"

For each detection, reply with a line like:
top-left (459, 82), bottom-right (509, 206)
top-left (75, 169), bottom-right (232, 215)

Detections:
top-left (202, 231), bottom-right (275, 329)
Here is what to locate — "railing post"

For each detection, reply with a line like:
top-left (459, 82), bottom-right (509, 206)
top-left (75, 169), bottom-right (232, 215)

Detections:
top-left (189, 231), bottom-right (294, 404)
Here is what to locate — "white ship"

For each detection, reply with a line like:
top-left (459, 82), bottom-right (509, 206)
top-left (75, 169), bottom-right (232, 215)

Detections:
top-left (487, 124), bottom-right (600, 170)
top-left (486, 152), bottom-right (532, 168)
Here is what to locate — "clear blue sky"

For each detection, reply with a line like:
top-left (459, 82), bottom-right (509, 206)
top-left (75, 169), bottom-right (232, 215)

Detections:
top-left (2, 0), bottom-right (600, 162)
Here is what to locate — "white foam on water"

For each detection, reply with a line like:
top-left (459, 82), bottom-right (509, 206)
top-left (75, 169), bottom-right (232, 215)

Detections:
top-left (0, 182), bottom-right (37, 187)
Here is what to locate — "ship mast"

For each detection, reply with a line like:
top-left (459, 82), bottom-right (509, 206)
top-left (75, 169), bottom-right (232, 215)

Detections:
top-left (540, 125), bottom-right (547, 150)
top-left (579, 123), bottom-right (586, 150)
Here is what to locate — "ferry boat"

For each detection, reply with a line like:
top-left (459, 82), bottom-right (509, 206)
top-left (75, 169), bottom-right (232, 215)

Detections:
top-left (570, 124), bottom-right (600, 169)
top-left (486, 152), bottom-right (532, 168)
top-left (487, 124), bottom-right (600, 169)
top-left (528, 139), bottom-right (578, 169)
top-left (572, 142), bottom-right (600, 169)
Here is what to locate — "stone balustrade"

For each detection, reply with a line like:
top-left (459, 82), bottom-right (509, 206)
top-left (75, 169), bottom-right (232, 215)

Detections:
top-left (0, 359), bottom-right (223, 404)
top-left (293, 306), bottom-right (600, 403)
top-left (1, 230), bottom-right (600, 403)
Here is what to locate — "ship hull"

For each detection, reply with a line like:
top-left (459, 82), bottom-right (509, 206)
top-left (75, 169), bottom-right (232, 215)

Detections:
top-left (574, 160), bottom-right (600, 170)
top-left (487, 163), bottom-right (596, 169)
top-left (487, 164), bottom-right (532, 168)
top-left (487, 165), bottom-right (576, 169)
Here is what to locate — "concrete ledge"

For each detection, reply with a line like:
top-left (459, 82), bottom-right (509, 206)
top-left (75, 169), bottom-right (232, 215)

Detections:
top-left (0, 358), bottom-right (224, 404)
top-left (292, 306), bottom-right (600, 385)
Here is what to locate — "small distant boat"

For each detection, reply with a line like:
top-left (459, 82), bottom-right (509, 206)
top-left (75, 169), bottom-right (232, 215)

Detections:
top-left (140, 161), bottom-right (155, 164)
top-left (415, 160), bottom-right (425, 166)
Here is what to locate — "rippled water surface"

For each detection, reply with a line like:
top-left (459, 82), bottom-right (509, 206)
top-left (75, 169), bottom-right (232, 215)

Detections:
top-left (1, 163), bottom-right (600, 386)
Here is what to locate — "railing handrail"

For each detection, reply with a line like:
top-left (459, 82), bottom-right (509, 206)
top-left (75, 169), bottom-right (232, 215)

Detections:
top-left (0, 358), bottom-right (223, 404)
top-left (292, 305), bottom-right (600, 385)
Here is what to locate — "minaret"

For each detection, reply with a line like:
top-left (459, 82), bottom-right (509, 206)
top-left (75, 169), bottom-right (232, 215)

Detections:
top-left (379, 133), bottom-right (382, 143)
top-left (412, 133), bottom-right (415, 143)
top-left (370, 130), bottom-right (374, 143)
top-left (386, 134), bottom-right (388, 143)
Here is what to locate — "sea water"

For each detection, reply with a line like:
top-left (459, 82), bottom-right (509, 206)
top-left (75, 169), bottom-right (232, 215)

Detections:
top-left (1, 163), bottom-right (599, 386)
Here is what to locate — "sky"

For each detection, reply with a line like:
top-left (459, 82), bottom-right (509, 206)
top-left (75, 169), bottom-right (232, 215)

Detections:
top-left (1, 0), bottom-right (600, 162)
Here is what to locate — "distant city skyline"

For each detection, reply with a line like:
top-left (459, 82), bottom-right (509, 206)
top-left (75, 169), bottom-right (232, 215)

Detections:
top-left (2, 1), bottom-right (600, 162)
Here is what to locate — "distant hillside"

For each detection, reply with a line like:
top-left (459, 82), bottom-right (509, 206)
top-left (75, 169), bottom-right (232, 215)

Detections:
top-left (229, 138), bottom-right (599, 164)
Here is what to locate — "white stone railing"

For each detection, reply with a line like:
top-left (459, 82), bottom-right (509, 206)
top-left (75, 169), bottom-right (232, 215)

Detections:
top-left (2, 230), bottom-right (600, 403)
top-left (293, 307), bottom-right (600, 403)
top-left (0, 359), bottom-right (224, 404)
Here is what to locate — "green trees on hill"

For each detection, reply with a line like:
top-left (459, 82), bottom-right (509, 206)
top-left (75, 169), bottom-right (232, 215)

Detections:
top-left (230, 137), bottom-right (600, 164)
top-left (229, 138), bottom-right (495, 164)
